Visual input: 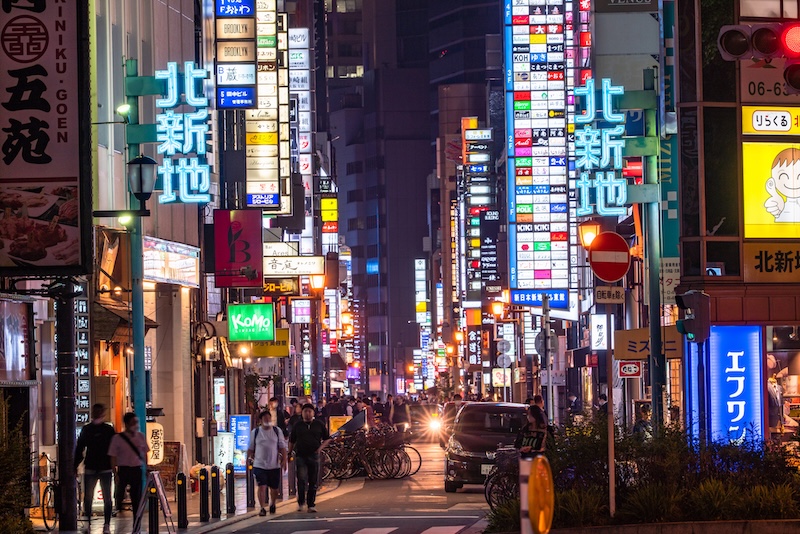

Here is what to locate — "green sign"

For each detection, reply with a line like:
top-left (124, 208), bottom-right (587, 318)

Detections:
top-left (228, 303), bottom-right (275, 341)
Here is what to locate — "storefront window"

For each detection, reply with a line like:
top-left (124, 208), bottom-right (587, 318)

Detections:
top-left (0, 299), bottom-right (31, 382)
top-left (766, 326), bottom-right (800, 439)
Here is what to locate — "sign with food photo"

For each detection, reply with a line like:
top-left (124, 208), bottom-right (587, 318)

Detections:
top-left (0, 1), bottom-right (91, 274)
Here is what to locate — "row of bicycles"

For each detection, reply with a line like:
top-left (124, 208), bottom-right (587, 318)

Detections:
top-left (321, 424), bottom-right (422, 480)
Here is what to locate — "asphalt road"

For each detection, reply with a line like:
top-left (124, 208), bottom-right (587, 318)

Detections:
top-left (212, 439), bottom-right (489, 534)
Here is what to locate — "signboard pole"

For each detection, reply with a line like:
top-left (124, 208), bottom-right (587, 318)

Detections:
top-left (542, 296), bottom-right (553, 422)
top-left (605, 304), bottom-right (616, 517)
top-left (55, 287), bottom-right (78, 531)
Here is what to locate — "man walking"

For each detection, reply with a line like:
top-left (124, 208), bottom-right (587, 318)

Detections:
top-left (288, 404), bottom-right (331, 512)
top-left (108, 412), bottom-right (149, 515)
top-left (74, 404), bottom-right (116, 533)
top-left (248, 410), bottom-right (288, 516)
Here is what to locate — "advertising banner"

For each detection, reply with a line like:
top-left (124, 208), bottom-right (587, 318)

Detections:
top-left (613, 327), bottom-right (683, 360)
top-left (252, 328), bottom-right (290, 357)
top-left (228, 303), bottom-right (274, 341)
top-left (0, 0), bottom-right (91, 275)
top-left (214, 209), bottom-right (263, 288)
top-left (742, 142), bottom-right (800, 238)
top-left (213, 432), bottom-right (235, 469)
top-left (263, 255), bottom-right (324, 276)
top-left (743, 242), bottom-right (800, 283)
top-left (229, 415), bottom-right (251, 474)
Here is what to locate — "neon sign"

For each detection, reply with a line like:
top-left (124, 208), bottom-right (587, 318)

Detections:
top-left (574, 78), bottom-right (627, 217)
top-left (155, 61), bottom-right (211, 204)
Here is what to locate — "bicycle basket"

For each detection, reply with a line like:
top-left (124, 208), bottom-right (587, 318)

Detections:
top-left (495, 448), bottom-right (520, 472)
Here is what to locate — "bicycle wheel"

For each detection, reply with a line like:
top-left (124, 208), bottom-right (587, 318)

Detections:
top-left (395, 449), bottom-right (412, 478)
top-left (486, 472), bottom-right (518, 512)
top-left (42, 484), bottom-right (57, 531)
top-left (321, 450), bottom-right (333, 480)
top-left (403, 445), bottom-right (423, 476)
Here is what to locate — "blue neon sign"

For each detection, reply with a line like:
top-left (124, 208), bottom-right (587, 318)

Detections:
top-left (216, 0), bottom-right (254, 17)
top-left (574, 78), bottom-right (627, 217)
top-left (217, 87), bottom-right (257, 110)
top-left (155, 61), bottom-right (211, 204)
top-left (510, 289), bottom-right (569, 309)
top-left (687, 326), bottom-right (763, 443)
top-left (246, 193), bottom-right (279, 207)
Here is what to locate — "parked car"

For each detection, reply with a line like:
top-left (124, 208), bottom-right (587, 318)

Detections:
top-left (408, 403), bottom-right (441, 441)
top-left (439, 401), bottom-right (466, 448)
top-left (443, 402), bottom-right (527, 493)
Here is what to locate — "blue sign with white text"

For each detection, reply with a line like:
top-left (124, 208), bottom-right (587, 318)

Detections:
top-left (510, 290), bottom-right (569, 309)
top-left (216, 0), bottom-right (254, 17)
top-left (229, 414), bottom-right (251, 474)
top-left (687, 326), bottom-right (763, 443)
top-left (217, 87), bottom-right (257, 109)
top-left (246, 193), bottom-right (279, 207)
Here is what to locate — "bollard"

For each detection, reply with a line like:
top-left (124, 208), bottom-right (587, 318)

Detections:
top-left (199, 468), bottom-right (210, 522)
top-left (225, 463), bottom-right (236, 514)
top-left (521, 455), bottom-right (555, 534)
top-left (211, 465), bottom-right (222, 519)
top-left (246, 459), bottom-right (255, 508)
top-left (176, 473), bottom-right (188, 529)
top-left (520, 458), bottom-right (533, 534)
top-left (288, 457), bottom-right (296, 496)
top-left (148, 485), bottom-right (159, 534)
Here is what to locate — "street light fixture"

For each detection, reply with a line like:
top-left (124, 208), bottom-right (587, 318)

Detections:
top-left (310, 274), bottom-right (325, 291)
top-left (490, 300), bottom-right (505, 318)
top-left (453, 331), bottom-right (464, 343)
top-left (578, 219), bottom-right (602, 250)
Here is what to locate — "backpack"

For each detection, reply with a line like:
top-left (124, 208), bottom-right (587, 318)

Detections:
top-left (254, 425), bottom-right (282, 440)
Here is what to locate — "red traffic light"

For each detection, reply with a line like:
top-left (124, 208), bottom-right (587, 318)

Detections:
top-left (783, 24), bottom-right (800, 58)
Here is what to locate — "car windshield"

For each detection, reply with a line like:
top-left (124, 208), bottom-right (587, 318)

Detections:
top-left (456, 407), bottom-right (525, 433)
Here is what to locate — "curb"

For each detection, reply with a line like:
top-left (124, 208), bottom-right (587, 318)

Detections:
top-left (459, 518), bottom-right (489, 534)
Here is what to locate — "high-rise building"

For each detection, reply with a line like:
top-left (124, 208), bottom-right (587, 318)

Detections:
top-left (330, 0), bottom-right (430, 394)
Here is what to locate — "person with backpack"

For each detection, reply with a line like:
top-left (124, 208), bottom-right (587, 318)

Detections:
top-left (247, 410), bottom-right (288, 516)
top-left (288, 404), bottom-right (331, 512)
top-left (74, 404), bottom-right (116, 533)
top-left (108, 412), bottom-right (149, 516)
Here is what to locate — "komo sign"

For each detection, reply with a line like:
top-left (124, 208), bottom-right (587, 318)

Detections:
top-left (228, 303), bottom-right (274, 341)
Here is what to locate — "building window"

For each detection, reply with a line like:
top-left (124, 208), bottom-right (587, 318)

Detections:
top-left (346, 161), bottom-right (364, 174)
top-left (347, 189), bottom-right (364, 202)
top-left (336, 0), bottom-right (363, 13)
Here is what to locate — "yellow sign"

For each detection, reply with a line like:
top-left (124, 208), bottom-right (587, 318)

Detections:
top-left (329, 416), bottom-right (351, 433)
top-left (527, 455), bottom-right (554, 534)
top-left (252, 328), bottom-right (290, 357)
top-left (743, 242), bottom-right (800, 283)
top-left (246, 132), bottom-right (278, 145)
top-left (320, 209), bottom-right (338, 222)
top-left (320, 198), bottom-right (338, 211)
top-left (742, 106), bottom-right (800, 136)
top-left (743, 142), bottom-right (800, 239)
top-left (613, 327), bottom-right (684, 360)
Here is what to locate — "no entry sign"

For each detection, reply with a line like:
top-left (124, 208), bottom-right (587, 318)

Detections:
top-left (589, 232), bottom-right (631, 283)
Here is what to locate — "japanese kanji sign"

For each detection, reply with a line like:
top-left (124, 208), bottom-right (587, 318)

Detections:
top-left (574, 78), bottom-right (628, 217)
top-left (155, 61), bottom-right (211, 204)
top-left (595, 285), bottom-right (624, 304)
top-left (252, 328), bottom-right (290, 357)
top-left (0, 0), bottom-right (91, 274)
top-left (744, 242), bottom-right (800, 283)
top-left (613, 327), bottom-right (684, 360)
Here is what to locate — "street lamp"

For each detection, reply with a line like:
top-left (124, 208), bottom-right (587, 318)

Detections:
top-left (490, 300), bottom-right (505, 318)
top-left (579, 219), bottom-right (602, 250)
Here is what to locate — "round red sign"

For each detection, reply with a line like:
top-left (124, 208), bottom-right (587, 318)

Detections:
top-left (589, 231), bottom-right (631, 283)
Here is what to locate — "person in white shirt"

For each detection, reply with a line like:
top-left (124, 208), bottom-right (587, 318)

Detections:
top-left (247, 410), bottom-right (288, 516)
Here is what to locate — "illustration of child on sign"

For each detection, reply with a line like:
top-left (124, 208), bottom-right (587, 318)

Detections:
top-left (765, 147), bottom-right (800, 223)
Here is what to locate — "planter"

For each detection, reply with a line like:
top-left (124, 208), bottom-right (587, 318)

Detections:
top-left (552, 520), bottom-right (800, 534)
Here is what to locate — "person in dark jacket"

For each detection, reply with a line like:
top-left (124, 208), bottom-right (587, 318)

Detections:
top-left (288, 404), bottom-right (331, 512)
top-left (74, 404), bottom-right (116, 533)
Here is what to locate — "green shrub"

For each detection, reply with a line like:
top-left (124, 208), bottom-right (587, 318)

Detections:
top-left (737, 484), bottom-right (799, 520)
top-left (484, 498), bottom-right (520, 533)
top-left (554, 487), bottom-right (607, 528)
top-left (617, 483), bottom-right (684, 524)
top-left (685, 478), bottom-right (740, 521)
top-left (0, 401), bottom-right (33, 534)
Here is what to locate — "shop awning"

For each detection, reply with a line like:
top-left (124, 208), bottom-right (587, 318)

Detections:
top-left (93, 300), bottom-right (159, 342)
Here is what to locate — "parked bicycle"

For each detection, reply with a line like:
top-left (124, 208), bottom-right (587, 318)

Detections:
top-left (321, 424), bottom-right (422, 480)
top-left (39, 453), bottom-right (82, 531)
top-left (483, 447), bottom-right (520, 512)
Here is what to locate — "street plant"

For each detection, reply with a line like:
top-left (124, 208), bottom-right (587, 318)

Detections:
top-left (0, 400), bottom-right (34, 534)
top-left (483, 498), bottom-right (520, 533)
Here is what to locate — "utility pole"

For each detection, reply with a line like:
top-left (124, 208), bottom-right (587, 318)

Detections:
top-left (542, 295), bottom-right (554, 421)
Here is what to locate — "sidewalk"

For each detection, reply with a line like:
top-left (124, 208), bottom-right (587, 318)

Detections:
top-left (35, 472), bottom-right (339, 534)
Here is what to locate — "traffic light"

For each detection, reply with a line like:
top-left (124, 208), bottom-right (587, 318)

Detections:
top-left (675, 291), bottom-right (711, 344)
top-left (718, 23), bottom-right (800, 93)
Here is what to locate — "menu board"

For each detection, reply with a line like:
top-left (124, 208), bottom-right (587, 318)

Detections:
top-left (152, 441), bottom-right (181, 493)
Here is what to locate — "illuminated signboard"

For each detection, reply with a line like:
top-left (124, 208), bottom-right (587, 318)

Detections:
top-left (228, 303), bottom-right (275, 341)
top-left (155, 62), bottom-right (211, 204)
top-left (743, 141), bottom-right (800, 238)
top-left (505, 0), bottom-right (571, 309)
top-left (687, 326), bottom-right (763, 443)
top-left (215, 0), bottom-right (257, 108)
top-left (575, 78), bottom-right (628, 217)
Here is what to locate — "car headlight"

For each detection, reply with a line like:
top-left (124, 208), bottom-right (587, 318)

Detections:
top-left (429, 419), bottom-right (442, 431)
top-left (448, 437), bottom-right (464, 455)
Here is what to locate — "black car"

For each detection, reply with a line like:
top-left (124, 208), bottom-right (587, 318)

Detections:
top-left (444, 402), bottom-right (527, 492)
top-left (408, 403), bottom-right (441, 441)
top-left (439, 401), bottom-right (467, 448)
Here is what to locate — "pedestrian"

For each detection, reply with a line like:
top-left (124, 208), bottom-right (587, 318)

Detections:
top-left (391, 395), bottom-right (411, 432)
top-left (515, 400), bottom-right (548, 457)
top-left (595, 393), bottom-right (609, 416)
top-left (382, 394), bottom-right (393, 424)
top-left (287, 402), bottom-right (303, 436)
top-left (567, 393), bottom-right (583, 421)
top-left (288, 404), bottom-right (331, 513)
top-left (247, 410), bottom-right (288, 516)
top-left (108, 412), bottom-right (149, 516)
top-left (268, 397), bottom-right (288, 436)
top-left (633, 404), bottom-right (654, 441)
top-left (74, 403), bottom-right (116, 534)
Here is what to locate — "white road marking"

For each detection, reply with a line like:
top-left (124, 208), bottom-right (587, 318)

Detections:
top-left (292, 531), bottom-right (330, 534)
top-left (270, 516), bottom-right (481, 523)
top-left (352, 529), bottom-right (398, 534)
top-left (420, 527), bottom-right (466, 534)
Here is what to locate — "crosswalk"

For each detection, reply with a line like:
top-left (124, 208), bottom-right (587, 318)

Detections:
top-left (290, 528), bottom-right (466, 534)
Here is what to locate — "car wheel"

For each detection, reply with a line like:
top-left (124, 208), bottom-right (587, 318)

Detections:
top-left (444, 480), bottom-right (460, 493)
